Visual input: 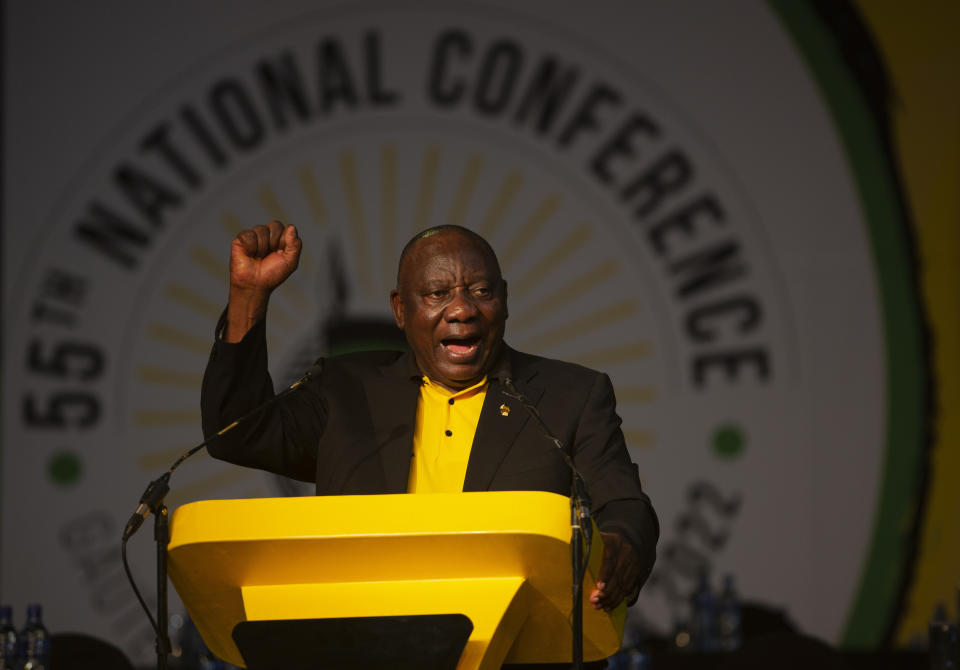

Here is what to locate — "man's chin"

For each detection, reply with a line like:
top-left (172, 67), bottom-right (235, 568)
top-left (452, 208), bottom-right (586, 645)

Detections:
top-left (433, 363), bottom-right (486, 390)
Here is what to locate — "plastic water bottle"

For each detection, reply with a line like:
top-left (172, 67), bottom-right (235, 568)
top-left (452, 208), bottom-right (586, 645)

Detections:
top-left (0, 606), bottom-right (17, 670)
top-left (930, 602), bottom-right (959, 670)
top-left (18, 604), bottom-right (51, 670)
top-left (717, 574), bottom-right (742, 652)
top-left (690, 569), bottom-right (717, 652)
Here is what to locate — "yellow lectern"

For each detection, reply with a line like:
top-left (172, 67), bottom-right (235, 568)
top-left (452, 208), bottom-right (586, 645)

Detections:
top-left (167, 491), bottom-right (625, 669)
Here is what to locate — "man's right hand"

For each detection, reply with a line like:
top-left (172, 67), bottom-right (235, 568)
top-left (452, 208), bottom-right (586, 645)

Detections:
top-left (224, 221), bottom-right (302, 342)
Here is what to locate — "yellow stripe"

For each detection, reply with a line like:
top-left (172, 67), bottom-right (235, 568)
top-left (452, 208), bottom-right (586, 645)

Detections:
top-left (447, 154), bottom-right (484, 227)
top-left (135, 408), bottom-right (202, 427)
top-left (189, 245), bottom-right (229, 283)
top-left (164, 283), bottom-right (222, 319)
top-left (339, 150), bottom-right (375, 299)
top-left (221, 212), bottom-right (246, 236)
top-left (414, 145), bottom-right (442, 233)
top-left (259, 184), bottom-right (289, 223)
top-left (297, 165), bottom-right (329, 227)
top-left (854, 0), bottom-right (960, 641)
top-left (501, 195), bottom-right (561, 270)
top-left (511, 261), bottom-right (619, 327)
top-left (517, 299), bottom-right (640, 350)
top-left (573, 343), bottom-right (652, 369)
top-left (137, 367), bottom-right (203, 389)
top-left (478, 171), bottom-right (524, 238)
top-left (614, 386), bottom-right (657, 404)
top-left (148, 323), bottom-right (211, 354)
top-left (381, 144), bottom-right (398, 288)
top-left (623, 429), bottom-right (655, 448)
top-left (511, 225), bottom-right (592, 297)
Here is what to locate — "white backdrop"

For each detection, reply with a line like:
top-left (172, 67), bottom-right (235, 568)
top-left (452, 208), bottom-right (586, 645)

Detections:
top-left (3, 1), bottom-right (912, 662)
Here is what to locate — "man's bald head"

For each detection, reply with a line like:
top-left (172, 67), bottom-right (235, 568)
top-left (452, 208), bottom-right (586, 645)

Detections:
top-left (396, 225), bottom-right (502, 288)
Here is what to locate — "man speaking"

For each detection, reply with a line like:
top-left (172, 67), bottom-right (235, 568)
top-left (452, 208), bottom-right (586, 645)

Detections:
top-left (200, 221), bottom-right (658, 663)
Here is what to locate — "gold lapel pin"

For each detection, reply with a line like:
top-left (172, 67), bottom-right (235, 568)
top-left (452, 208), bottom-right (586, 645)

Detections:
top-left (499, 403), bottom-right (511, 417)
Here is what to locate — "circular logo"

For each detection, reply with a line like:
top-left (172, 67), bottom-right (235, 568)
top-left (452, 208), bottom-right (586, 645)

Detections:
top-left (5, 3), bottom-right (923, 660)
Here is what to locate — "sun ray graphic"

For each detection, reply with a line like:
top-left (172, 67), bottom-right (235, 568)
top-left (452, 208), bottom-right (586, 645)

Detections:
top-left (612, 385), bottom-right (657, 405)
top-left (511, 261), bottom-right (620, 328)
top-left (380, 143), bottom-right (398, 289)
top-left (189, 245), bottom-right (229, 283)
top-left (297, 164), bottom-right (330, 227)
top-left (258, 183), bottom-right (290, 223)
top-left (220, 212), bottom-right (246, 236)
top-left (478, 170), bottom-right (524, 239)
top-left (137, 367), bottom-right (202, 389)
top-left (147, 323), bottom-right (211, 355)
top-left (623, 429), bottom-right (655, 449)
top-left (510, 225), bottom-right (592, 297)
top-left (573, 343), bottom-right (652, 369)
top-left (447, 154), bottom-right (484, 228)
top-left (338, 149), bottom-right (375, 300)
top-left (517, 299), bottom-right (640, 351)
top-left (500, 194), bottom-right (562, 272)
top-left (413, 145), bottom-right (442, 235)
top-left (134, 408), bottom-right (202, 427)
top-left (163, 283), bottom-right (221, 319)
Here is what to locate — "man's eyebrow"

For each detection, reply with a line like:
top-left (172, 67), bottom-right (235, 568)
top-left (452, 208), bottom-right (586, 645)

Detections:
top-left (419, 279), bottom-right (452, 290)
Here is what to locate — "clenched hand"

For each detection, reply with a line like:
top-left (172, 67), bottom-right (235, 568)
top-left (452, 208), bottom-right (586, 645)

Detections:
top-left (225, 221), bottom-right (301, 342)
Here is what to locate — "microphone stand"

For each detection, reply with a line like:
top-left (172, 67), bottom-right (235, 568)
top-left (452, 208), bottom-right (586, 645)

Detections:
top-left (121, 366), bottom-right (320, 670)
top-left (503, 379), bottom-right (592, 670)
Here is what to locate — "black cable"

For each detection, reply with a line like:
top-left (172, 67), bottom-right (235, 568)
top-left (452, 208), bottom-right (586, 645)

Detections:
top-left (121, 537), bottom-right (159, 638)
top-left (119, 365), bottom-right (321, 661)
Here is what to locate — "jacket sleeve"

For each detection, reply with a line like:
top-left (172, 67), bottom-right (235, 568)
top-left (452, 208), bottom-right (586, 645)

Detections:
top-left (572, 372), bottom-right (659, 589)
top-left (200, 313), bottom-right (325, 483)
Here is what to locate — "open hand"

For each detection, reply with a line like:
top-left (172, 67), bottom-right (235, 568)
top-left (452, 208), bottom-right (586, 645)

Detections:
top-left (589, 531), bottom-right (643, 611)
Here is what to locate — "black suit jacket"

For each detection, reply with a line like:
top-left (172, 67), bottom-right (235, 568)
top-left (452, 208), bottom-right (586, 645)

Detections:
top-left (201, 317), bottom-right (658, 578)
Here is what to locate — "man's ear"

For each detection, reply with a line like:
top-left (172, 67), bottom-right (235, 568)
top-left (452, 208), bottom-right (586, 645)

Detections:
top-left (502, 280), bottom-right (509, 320)
top-left (390, 289), bottom-right (405, 329)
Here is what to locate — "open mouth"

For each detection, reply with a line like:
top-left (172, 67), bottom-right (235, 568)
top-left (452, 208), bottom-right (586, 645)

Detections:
top-left (441, 336), bottom-right (481, 358)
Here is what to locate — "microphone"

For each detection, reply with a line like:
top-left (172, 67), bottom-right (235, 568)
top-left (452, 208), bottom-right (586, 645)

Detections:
top-left (503, 375), bottom-right (593, 670)
top-left (502, 377), bottom-right (589, 509)
top-left (121, 361), bottom-right (324, 541)
top-left (122, 473), bottom-right (171, 541)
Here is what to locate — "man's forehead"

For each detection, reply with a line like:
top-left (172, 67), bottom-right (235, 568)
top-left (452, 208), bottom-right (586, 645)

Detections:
top-left (400, 231), bottom-right (500, 278)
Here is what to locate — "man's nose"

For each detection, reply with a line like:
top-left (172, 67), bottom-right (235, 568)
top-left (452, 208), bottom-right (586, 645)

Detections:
top-left (444, 288), bottom-right (479, 321)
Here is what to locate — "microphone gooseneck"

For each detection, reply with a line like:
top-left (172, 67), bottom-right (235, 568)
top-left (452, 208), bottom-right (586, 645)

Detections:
top-left (120, 361), bottom-right (323, 669)
top-left (502, 377), bottom-right (591, 518)
top-left (502, 376), bottom-right (592, 670)
top-left (122, 362), bottom-right (323, 540)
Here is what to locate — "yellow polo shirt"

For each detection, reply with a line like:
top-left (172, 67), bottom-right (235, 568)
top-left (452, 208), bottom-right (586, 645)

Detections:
top-left (407, 376), bottom-right (488, 493)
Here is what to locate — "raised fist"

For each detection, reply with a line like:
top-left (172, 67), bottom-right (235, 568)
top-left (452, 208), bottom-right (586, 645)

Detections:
top-left (230, 220), bottom-right (302, 294)
top-left (224, 220), bottom-right (302, 342)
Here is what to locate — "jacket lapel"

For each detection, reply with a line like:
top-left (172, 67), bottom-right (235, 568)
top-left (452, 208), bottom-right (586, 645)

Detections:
top-left (462, 354), bottom-right (543, 491)
top-left (363, 353), bottom-right (420, 494)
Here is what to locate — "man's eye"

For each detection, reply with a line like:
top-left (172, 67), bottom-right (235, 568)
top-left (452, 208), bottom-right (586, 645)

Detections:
top-left (473, 287), bottom-right (490, 297)
top-left (430, 290), bottom-right (447, 298)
